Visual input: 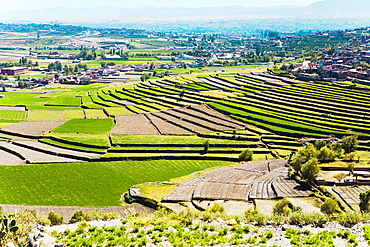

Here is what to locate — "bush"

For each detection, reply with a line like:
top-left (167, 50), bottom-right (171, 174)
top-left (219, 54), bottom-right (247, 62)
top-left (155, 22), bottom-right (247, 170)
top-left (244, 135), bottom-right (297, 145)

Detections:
top-left (343, 152), bottom-right (359, 162)
top-left (320, 198), bottom-right (341, 215)
top-left (238, 149), bottom-right (253, 162)
top-left (48, 211), bottom-right (63, 226)
top-left (83, 210), bottom-right (104, 221)
top-left (207, 203), bottom-right (225, 213)
top-left (103, 212), bottom-right (120, 220)
top-left (70, 210), bottom-right (84, 224)
top-left (273, 198), bottom-right (293, 216)
top-left (38, 218), bottom-right (51, 226)
top-left (336, 211), bottom-right (363, 227)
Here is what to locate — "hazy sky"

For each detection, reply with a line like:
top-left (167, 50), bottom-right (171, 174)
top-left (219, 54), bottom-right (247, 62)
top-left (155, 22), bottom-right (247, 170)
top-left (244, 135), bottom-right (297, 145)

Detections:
top-left (1, 0), bottom-right (322, 11)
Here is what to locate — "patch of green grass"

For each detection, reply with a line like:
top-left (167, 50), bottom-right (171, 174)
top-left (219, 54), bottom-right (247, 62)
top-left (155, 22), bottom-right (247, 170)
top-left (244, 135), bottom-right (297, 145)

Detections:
top-left (0, 110), bottom-right (26, 121)
top-left (51, 118), bottom-right (114, 135)
top-left (62, 110), bottom-right (85, 120)
top-left (27, 109), bottom-right (64, 121)
top-left (84, 109), bottom-right (107, 118)
top-left (0, 160), bottom-right (233, 206)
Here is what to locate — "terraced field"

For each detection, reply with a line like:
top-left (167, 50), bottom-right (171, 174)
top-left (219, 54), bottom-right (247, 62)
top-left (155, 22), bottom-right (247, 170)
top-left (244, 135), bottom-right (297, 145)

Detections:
top-left (0, 72), bottom-right (369, 207)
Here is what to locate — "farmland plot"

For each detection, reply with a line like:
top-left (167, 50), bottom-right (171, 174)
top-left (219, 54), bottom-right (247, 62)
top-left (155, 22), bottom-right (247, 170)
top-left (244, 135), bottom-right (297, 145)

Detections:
top-left (112, 114), bottom-right (159, 135)
top-left (145, 113), bottom-right (192, 135)
top-left (2, 121), bottom-right (66, 136)
top-left (164, 159), bottom-right (312, 202)
top-left (332, 186), bottom-right (370, 209)
top-left (0, 110), bottom-right (26, 121)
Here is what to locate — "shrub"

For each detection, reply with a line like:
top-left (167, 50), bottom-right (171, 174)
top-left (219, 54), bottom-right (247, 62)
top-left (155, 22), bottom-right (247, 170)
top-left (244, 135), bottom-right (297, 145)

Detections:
top-left (48, 211), bottom-right (63, 226)
top-left (238, 149), bottom-right (253, 162)
top-left (70, 210), bottom-right (84, 224)
top-left (341, 135), bottom-right (358, 154)
top-left (336, 211), bottom-right (363, 227)
top-left (103, 212), bottom-right (120, 220)
top-left (38, 218), bottom-right (51, 226)
top-left (343, 152), bottom-right (359, 162)
top-left (207, 203), bottom-right (225, 213)
top-left (83, 209), bottom-right (104, 221)
top-left (320, 198), bottom-right (341, 215)
top-left (273, 198), bottom-right (293, 216)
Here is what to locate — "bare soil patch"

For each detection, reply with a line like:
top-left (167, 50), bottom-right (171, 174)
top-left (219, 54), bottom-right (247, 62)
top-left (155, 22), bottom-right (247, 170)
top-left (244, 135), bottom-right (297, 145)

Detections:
top-left (2, 121), bottom-right (66, 136)
top-left (112, 114), bottom-right (159, 135)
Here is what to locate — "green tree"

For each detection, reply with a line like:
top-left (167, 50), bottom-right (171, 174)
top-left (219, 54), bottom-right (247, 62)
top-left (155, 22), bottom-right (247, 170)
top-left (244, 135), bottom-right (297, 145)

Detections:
top-left (330, 142), bottom-right (343, 158)
top-left (360, 190), bottom-right (370, 212)
top-left (238, 149), bottom-right (253, 162)
top-left (342, 135), bottom-right (359, 154)
top-left (301, 158), bottom-right (320, 184)
top-left (318, 146), bottom-right (336, 161)
top-left (314, 140), bottom-right (327, 150)
top-left (290, 143), bottom-right (319, 174)
top-left (203, 140), bottom-right (210, 154)
top-left (347, 162), bottom-right (355, 176)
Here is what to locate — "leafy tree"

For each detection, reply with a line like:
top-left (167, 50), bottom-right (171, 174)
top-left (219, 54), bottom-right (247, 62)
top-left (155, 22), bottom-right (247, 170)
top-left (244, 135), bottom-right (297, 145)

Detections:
top-left (100, 61), bottom-right (106, 68)
top-left (203, 140), bottom-right (210, 153)
top-left (238, 149), bottom-right (253, 162)
top-left (317, 146), bottom-right (336, 161)
top-left (341, 135), bottom-right (358, 154)
top-left (314, 140), bottom-right (327, 150)
top-left (290, 143), bottom-right (319, 174)
top-left (179, 90), bottom-right (185, 99)
top-left (360, 190), bottom-right (370, 212)
top-left (330, 142), bottom-right (343, 158)
top-left (301, 158), bottom-right (320, 183)
top-left (347, 162), bottom-right (355, 176)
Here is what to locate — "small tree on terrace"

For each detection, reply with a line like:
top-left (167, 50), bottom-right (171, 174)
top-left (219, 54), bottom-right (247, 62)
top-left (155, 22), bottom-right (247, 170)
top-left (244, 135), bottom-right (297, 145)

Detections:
top-left (314, 140), bottom-right (327, 150)
top-left (238, 149), bottom-right (253, 162)
top-left (347, 162), bottom-right (355, 176)
top-left (360, 189), bottom-right (370, 212)
top-left (290, 143), bottom-right (319, 174)
top-left (301, 158), bottom-right (320, 184)
top-left (341, 135), bottom-right (359, 154)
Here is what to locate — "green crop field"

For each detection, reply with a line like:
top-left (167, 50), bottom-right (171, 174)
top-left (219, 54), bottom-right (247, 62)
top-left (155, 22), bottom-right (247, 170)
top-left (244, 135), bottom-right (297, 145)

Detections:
top-left (0, 160), bottom-right (233, 206)
top-left (51, 118), bottom-right (115, 135)
top-left (0, 110), bottom-right (26, 121)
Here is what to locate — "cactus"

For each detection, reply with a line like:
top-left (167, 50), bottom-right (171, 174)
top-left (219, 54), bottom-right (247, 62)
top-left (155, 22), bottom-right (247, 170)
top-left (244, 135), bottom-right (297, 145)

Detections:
top-left (0, 215), bottom-right (19, 239)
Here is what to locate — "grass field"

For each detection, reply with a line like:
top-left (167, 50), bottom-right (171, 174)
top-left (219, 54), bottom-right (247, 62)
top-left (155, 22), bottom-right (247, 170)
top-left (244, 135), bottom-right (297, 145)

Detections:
top-left (51, 118), bottom-right (114, 135)
top-left (0, 160), bottom-right (234, 206)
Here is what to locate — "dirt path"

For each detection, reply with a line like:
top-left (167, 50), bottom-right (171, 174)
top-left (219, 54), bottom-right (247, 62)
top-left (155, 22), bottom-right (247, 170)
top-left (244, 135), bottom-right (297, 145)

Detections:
top-left (1, 204), bottom-right (154, 220)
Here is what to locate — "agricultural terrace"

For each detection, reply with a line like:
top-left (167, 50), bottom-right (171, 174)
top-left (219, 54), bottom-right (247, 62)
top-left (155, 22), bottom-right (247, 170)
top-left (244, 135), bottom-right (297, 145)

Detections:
top-left (0, 71), bottom-right (369, 207)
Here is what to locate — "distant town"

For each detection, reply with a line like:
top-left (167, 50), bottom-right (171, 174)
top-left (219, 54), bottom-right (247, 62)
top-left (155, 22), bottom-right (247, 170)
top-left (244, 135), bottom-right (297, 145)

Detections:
top-left (0, 23), bottom-right (370, 90)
